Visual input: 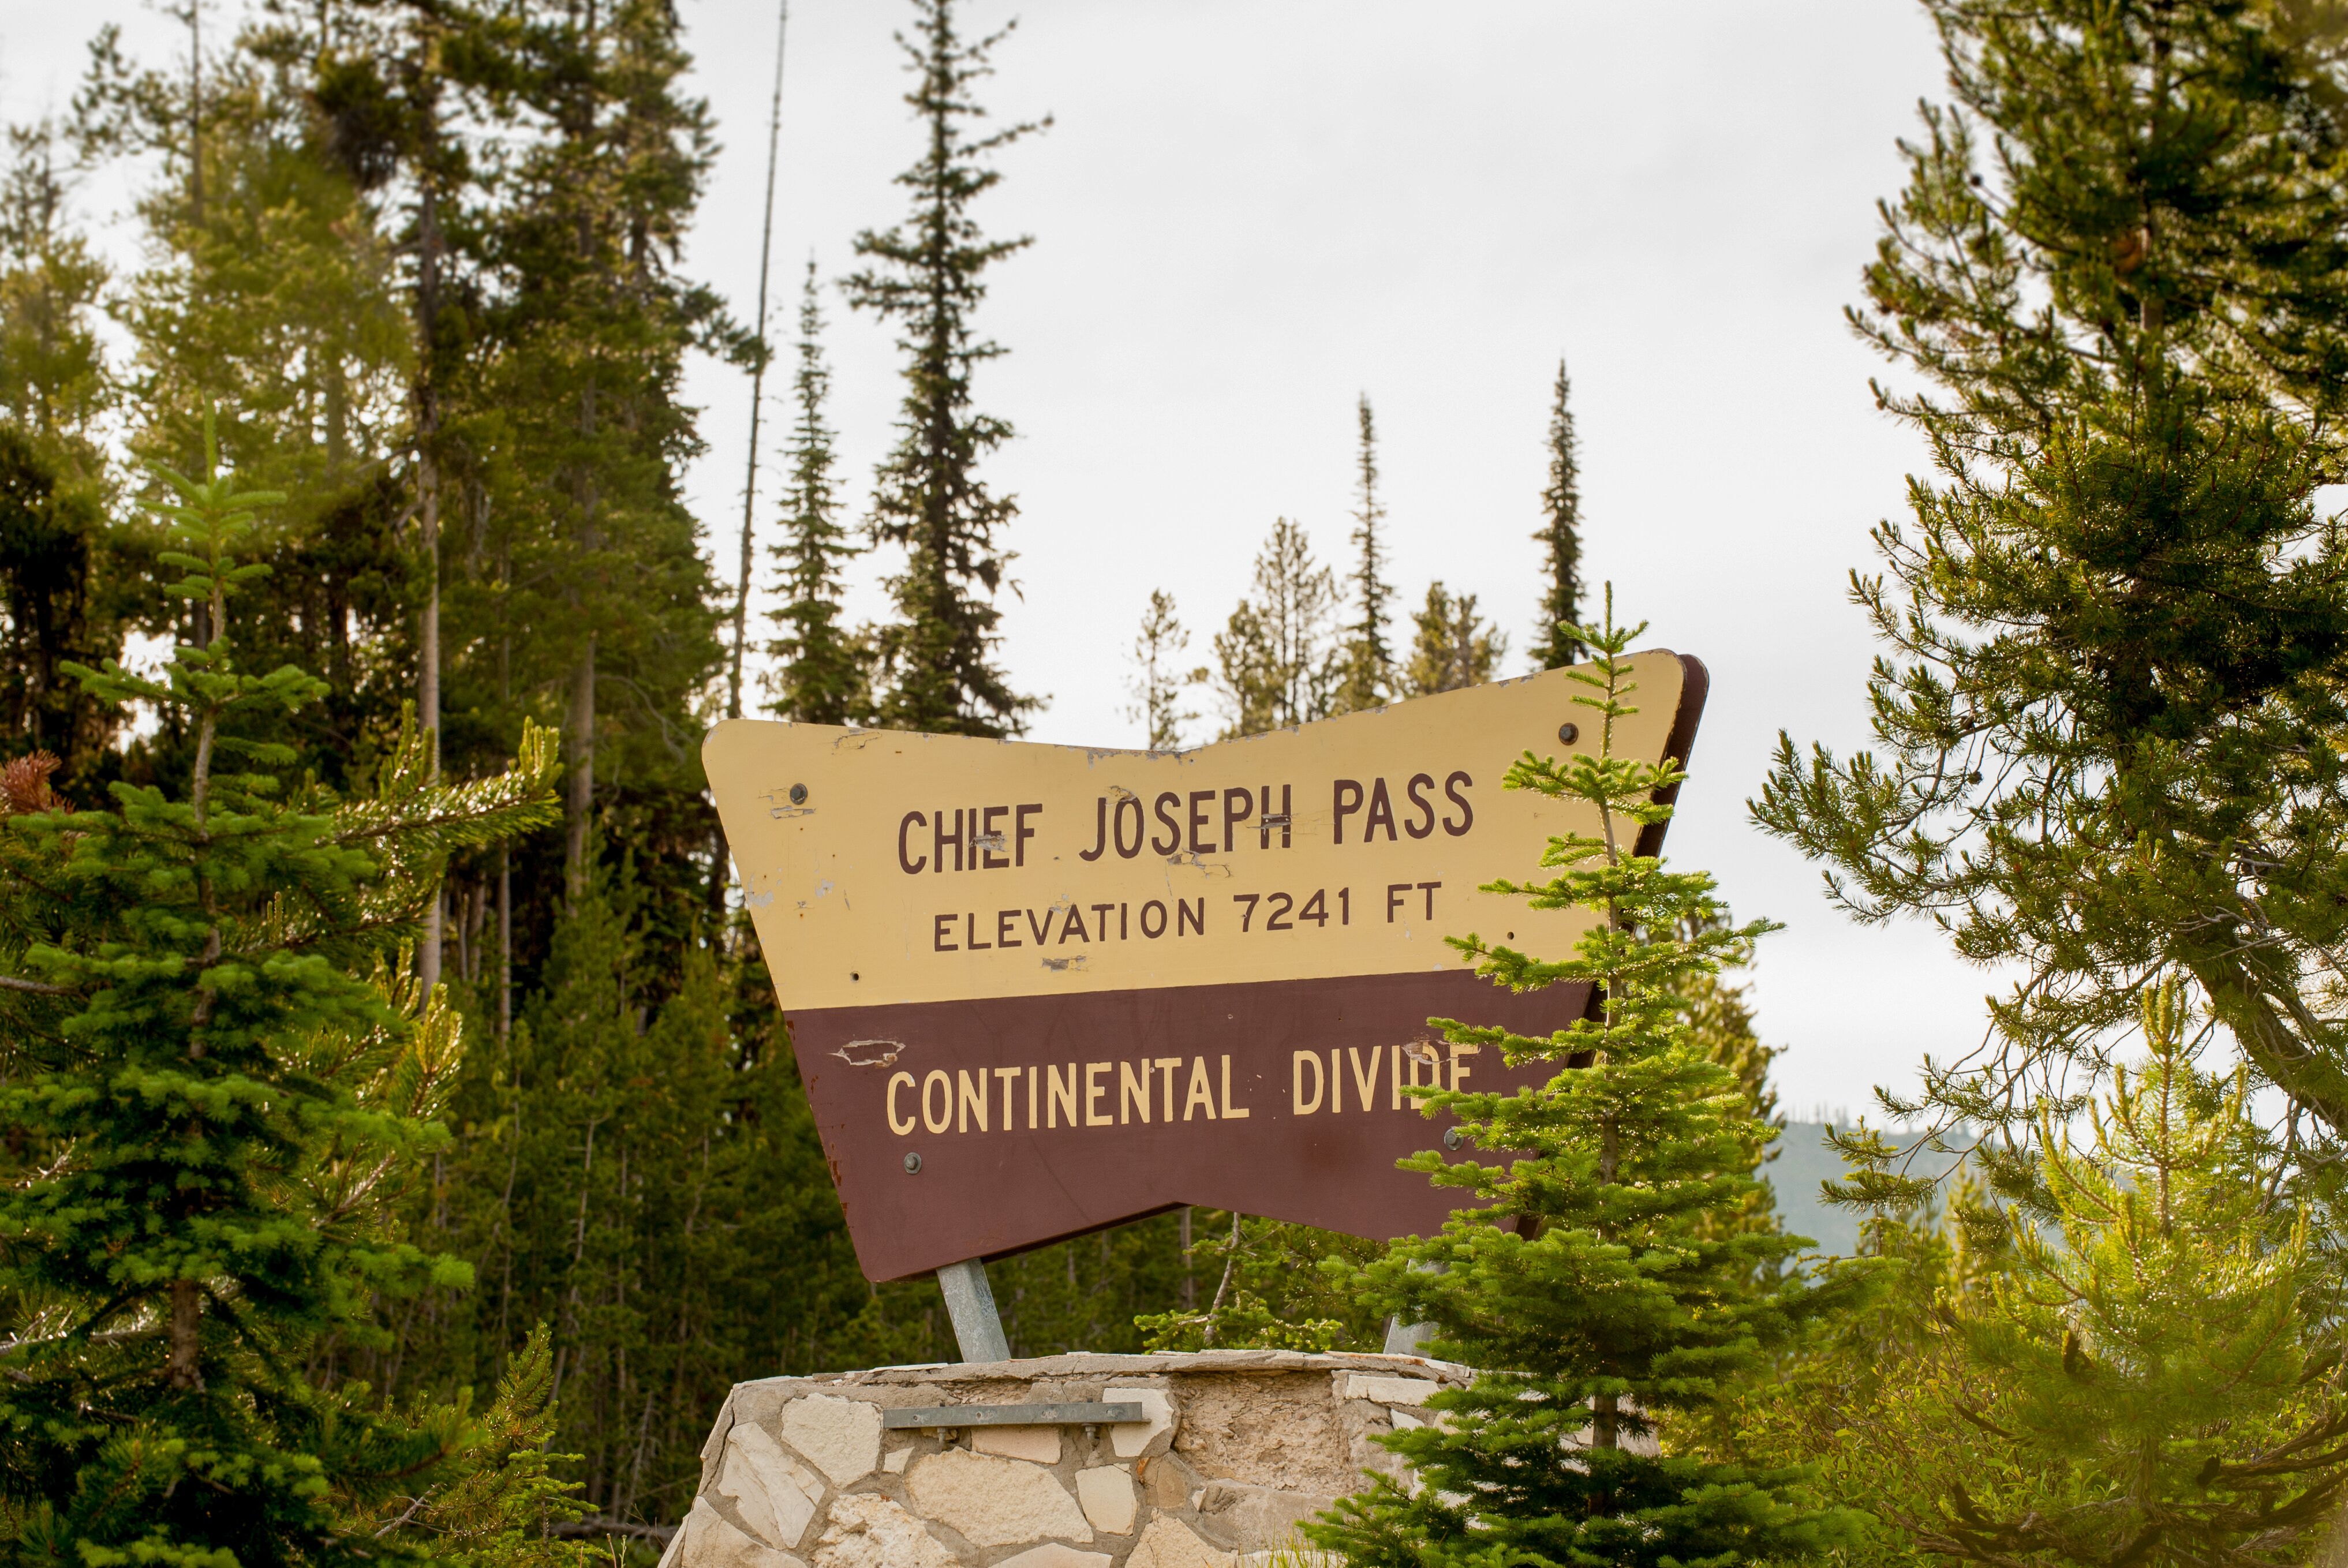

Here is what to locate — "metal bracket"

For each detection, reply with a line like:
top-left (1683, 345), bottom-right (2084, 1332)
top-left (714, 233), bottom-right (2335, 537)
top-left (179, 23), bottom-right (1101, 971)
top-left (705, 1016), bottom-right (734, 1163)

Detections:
top-left (882, 1401), bottom-right (1143, 1431)
top-left (935, 1256), bottom-right (1011, 1363)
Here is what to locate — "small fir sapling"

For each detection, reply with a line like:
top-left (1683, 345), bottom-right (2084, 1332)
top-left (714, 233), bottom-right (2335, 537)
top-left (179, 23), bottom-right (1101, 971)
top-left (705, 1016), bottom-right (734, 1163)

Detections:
top-left (1766, 979), bottom-right (2348, 1565)
top-left (0, 416), bottom-right (566, 1559)
top-left (1311, 594), bottom-right (1883, 1567)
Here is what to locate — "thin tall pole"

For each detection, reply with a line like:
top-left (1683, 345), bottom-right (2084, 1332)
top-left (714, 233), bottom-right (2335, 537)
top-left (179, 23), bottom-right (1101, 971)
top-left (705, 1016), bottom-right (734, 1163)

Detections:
top-left (726, 0), bottom-right (791, 721)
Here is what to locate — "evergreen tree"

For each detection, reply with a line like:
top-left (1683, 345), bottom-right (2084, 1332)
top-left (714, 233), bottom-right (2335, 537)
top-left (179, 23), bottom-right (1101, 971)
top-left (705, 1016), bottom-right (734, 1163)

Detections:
top-left (480, 0), bottom-right (731, 903)
top-left (1337, 394), bottom-right (1395, 712)
top-left (1403, 581), bottom-right (1505, 697)
top-left (1134, 1210), bottom-right (1386, 1354)
top-left (1313, 598), bottom-right (1879, 1567)
top-left (1674, 922), bottom-right (1781, 1135)
top-left (1213, 518), bottom-right (1340, 739)
top-left (0, 124), bottom-right (110, 452)
top-left (1737, 982), bottom-right (2348, 1565)
top-left (0, 122), bottom-right (121, 789)
top-left (847, 0), bottom-right (1045, 738)
top-left (1123, 587), bottom-right (1204, 749)
top-left (1531, 359), bottom-right (1585, 669)
top-left (104, 53), bottom-right (420, 798)
top-left (0, 420), bottom-right (563, 1559)
top-left (766, 261), bottom-right (868, 725)
top-left (1753, 0), bottom-right (2348, 1136)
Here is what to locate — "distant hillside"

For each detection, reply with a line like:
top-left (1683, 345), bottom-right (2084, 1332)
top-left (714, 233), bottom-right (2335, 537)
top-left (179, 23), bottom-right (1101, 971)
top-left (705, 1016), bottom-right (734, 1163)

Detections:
top-left (1766, 1121), bottom-right (1972, 1258)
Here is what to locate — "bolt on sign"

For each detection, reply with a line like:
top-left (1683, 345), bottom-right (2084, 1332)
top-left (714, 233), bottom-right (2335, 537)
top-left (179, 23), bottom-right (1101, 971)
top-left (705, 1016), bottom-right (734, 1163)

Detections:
top-left (704, 651), bottom-right (1707, 1282)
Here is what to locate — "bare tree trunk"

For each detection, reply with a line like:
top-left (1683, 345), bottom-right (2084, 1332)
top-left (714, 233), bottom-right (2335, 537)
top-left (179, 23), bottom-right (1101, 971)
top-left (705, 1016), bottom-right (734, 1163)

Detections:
top-left (498, 847), bottom-right (512, 1041)
top-left (420, 447), bottom-right (440, 990)
top-left (1180, 1207), bottom-right (1194, 1310)
top-left (167, 1279), bottom-right (203, 1390)
top-left (186, 0), bottom-right (204, 224)
top-left (566, 639), bottom-right (596, 903)
top-left (498, 592), bottom-right (513, 1039)
top-left (416, 166), bottom-right (445, 992)
top-left (727, 0), bottom-right (791, 722)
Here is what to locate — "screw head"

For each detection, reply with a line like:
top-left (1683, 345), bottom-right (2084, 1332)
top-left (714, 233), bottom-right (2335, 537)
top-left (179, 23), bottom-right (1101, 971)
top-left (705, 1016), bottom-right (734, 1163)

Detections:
top-left (1443, 1127), bottom-right (1466, 1151)
top-left (789, 782), bottom-right (809, 804)
top-left (1557, 723), bottom-right (1580, 745)
top-left (903, 1151), bottom-right (922, 1174)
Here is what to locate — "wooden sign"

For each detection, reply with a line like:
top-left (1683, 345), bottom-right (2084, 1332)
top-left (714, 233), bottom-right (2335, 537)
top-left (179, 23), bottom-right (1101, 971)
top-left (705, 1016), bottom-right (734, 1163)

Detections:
top-left (705, 652), bottom-right (1705, 1282)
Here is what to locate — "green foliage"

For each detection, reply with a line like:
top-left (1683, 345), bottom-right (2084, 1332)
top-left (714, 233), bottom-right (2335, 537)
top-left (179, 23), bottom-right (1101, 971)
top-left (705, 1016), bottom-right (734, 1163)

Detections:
top-left (1123, 588), bottom-right (1206, 750)
top-left (1735, 982), bottom-right (2348, 1566)
top-left (1311, 597), bottom-right (1882, 1567)
top-left (379, 868), bottom-right (931, 1527)
top-left (848, 0), bottom-right (1045, 739)
top-left (0, 124), bottom-right (110, 450)
top-left (766, 261), bottom-right (870, 726)
top-left (1214, 518), bottom-right (1341, 739)
top-left (1134, 1210), bottom-right (1385, 1354)
top-left (357, 1324), bottom-right (589, 1565)
top-left (0, 421), bottom-right (562, 1562)
top-left (1751, 0), bottom-right (2348, 1135)
top-left (1336, 395), bottom-right (1396, 714)
top-left (0, 124), bottom-right (125, 790)
top-left (1403, 582), bottom-right (1506, 698)
top-left (1530, 358), bottom-right (1584, 671)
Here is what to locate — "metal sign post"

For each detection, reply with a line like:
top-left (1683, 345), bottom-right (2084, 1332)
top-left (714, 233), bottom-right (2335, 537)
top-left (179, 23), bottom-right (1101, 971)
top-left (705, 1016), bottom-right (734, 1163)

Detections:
top-left (706, 651), bottom-right (1706, 1303)
top-left (934, 1256), bottom-right (1011, 1363)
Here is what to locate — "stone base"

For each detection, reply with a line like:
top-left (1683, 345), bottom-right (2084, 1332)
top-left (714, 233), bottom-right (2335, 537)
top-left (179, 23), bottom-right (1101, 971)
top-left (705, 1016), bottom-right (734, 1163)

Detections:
top-left (663, 1349), bottom-right (1465, 1567)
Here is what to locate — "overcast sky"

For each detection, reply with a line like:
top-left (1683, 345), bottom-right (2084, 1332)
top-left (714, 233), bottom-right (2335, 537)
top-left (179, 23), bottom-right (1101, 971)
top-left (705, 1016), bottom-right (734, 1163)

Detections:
top-left (2, 0), bottom-right (1997, 1118)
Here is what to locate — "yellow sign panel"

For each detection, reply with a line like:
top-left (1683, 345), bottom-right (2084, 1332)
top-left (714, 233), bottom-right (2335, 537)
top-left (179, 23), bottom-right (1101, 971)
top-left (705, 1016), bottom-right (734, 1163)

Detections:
top-left (706, 652), bottom-right (1693, 1011)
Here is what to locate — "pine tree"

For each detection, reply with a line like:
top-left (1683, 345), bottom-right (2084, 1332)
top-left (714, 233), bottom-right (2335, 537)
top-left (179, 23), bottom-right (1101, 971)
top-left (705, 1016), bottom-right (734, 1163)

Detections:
top-left (1123, 587), bottom-right (1204, 749)
top-left (847, 0), bottom-right (1045, 738)
top-left (1133, 1211), bottom-right (1385, 1354)
top-left (1337, 394), bottom-right (1395, 713)
top-left (0, 123), bottom-right (109, 452)
top-left (1751, 0), bottom-right (2348, 1136)
top-left (1312, 596), bottom-right (1880, 1566)
top-left (1213, 518), bottom-right (1340, 739)
top-left (1740, 982), bottom-right (2348, 1565)
top-left (105, 59), bottom-right (419, 796)
top-left (475, 0), bottom-right (730, 906)
top-left (766, 260), bottom-right (868, 725)
top-left (0, 122), bottom-right (120, 789)
top-left (0, 418), bottom-right (562, 1558)
top-left (1531, 359), bottom-right (1585, 669)
top-left (1403, 581), bottom-right (1505, 697)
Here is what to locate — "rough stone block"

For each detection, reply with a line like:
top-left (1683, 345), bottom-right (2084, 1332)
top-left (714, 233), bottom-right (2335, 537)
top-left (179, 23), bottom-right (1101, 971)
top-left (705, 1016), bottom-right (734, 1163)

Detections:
top-left (971, 1424), bottom-right (1061, 1465)
top-left (781, 1394), bottom-right (882, 1487)
top-left (1341, 1374), bottom-right (1438, 1406)
top-left (673, 1496), bottom-right (809, 1568)
top-left (1074, 1465), bottom-right (1136, 1534)
top-left (1105, 1385), bottom-right (1176, 1458)
top-left (905, 1447), bottom-right (1093, 1548)
top-left (1173, 1375), bottom-right (1356, 1495)
top-left (994, 1548), bottom-right (1112, 1568)
top-left (1127, 1516), bottom-right (1236, 1568)
top-left (687, 1352), bottom-right (1476, 1565)
top-left (1137, 1452), bottom-right (1197, 1510)
top-left (717, 1422), bottom-right (819, 1549)
top-left (1198, 1479), bottom-right (1338, 1554)
top-left (809, 1492), bottom-right (956, 1568)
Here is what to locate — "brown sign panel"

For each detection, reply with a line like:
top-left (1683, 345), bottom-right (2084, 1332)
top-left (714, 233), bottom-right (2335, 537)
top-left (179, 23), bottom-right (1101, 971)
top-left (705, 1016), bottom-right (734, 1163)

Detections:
top-left (705, 652), bottom-right (1705, 1282)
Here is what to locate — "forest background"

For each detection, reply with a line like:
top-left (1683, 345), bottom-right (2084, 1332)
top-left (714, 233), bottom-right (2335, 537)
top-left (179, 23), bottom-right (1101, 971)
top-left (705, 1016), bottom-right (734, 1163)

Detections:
top-left (1, 0), bottom-right (1986, 1119)
top-left (20, 0), bottom-right (2335, 1557)
top-left (0, 0), bottom-right (1829, 1535)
